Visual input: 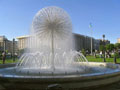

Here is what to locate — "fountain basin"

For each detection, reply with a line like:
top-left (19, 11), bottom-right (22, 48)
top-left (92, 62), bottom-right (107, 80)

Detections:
top-left (0, 62), bottom-right (120, 90)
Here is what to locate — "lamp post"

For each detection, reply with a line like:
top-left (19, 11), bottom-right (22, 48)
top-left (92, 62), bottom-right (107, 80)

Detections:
top-left (3, 39), bottom-right (6, 52)
top-left (13, 38), bottom-right (15, 62)
top-left (91, 34), bottom-right (93, 55)
top-left (102, 34), bottom-right (106, 62)
top-left (89, 23), bottom-right (93, 55)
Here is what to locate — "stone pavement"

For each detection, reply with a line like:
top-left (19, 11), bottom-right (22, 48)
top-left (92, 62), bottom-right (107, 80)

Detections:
top-left (0, 82), bottom-right (120, 90)
top-left (83, 82), bottom-right (120, 90)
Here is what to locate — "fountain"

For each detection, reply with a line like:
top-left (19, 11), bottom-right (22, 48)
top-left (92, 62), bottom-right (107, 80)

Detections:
top-left (15, 6), bottom-right (88, 75)
top-left (0, 6), bottom-right (120, 90)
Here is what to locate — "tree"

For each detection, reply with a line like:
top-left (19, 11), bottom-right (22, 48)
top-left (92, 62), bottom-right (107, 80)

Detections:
top-left (114, 43), bottom-right (120, 49)
top-left (99, 45), bottom-right (106, 51)
top-left (114, 52), bottom-right (119, 58)
top-left (106, 44), bottom-right (114, 51)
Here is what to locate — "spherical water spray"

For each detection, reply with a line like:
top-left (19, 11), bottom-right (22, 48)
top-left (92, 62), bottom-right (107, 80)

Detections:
top-left (32, 6), bottom-right (72, 39)
top-left (32, 6), bottom-right (72, 70)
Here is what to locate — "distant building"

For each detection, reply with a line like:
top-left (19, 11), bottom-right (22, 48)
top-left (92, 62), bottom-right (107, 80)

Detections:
top-left (0, 36), bottom-right (18, 53)
top-left (0, 36), bottom-right (6, 51)
top-left (74, 33), bottom-right (92, 51)
top-left (99, 39), bottom-right (110, 45)
top-left (16, 35), bottom-right (29, 50)
top-left (17, 33), bottom-right (108, 51)
top-left (0, 36), bottom-right (11, 52)
top-left (117, 38), bottom-right (120, 43)
top-left (74, 33), bottom-right (105, 51)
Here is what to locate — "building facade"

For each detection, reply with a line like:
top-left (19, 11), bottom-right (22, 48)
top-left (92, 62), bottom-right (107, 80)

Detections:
top-left (16, 36), bottom-right (29, 50)
top-left (99, 39), bottom-right (110, 45)
top-left (17, 33), bottom-right (109, 51)
top-left (0, 36), bottom-right (18, 53)
top-left (117, 38), bottom-right (120, 43)
top-left (74, 33), bottom-right (103, 51)
top-left (0, 36), bottom-right (6, 51)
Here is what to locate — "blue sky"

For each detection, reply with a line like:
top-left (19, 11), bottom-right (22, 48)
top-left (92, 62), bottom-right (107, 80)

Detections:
top-left (0, 0), bottom-right (120, 43)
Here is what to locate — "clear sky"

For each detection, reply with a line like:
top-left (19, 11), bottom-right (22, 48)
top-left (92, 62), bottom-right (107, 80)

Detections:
top-left (0, 0), bottom-right (120, 43)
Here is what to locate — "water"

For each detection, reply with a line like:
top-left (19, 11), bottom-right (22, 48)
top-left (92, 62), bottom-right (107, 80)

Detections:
top-left (16, 6), bottom-right (88, 74)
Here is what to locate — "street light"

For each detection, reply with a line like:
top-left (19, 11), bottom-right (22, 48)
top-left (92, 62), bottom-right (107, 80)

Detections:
top-left (102, 34), bottom-right (106, 62)
top-left (13, 38), bottom-right (15, 61)
top-left (3, 39), bottom-right (6, 52)
top-left (89, 23), bottom-right (93, 55)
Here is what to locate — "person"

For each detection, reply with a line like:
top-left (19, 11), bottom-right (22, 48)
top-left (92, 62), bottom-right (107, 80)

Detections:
top-left (99, 51), bottom-right (102, 58)
top-left (107, 51), bottom-right (111, 58)
top-left (2, 51), bottom-right (6, 64)
top-left (94, 50), bottom-right (97, 58)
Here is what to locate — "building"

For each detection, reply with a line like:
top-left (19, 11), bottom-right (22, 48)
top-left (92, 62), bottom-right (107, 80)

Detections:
top-left (74, 33), bottom-right (91, 51)
top-left (99, 39), bottom-right (110, 45)
top-left (0, 36), bottom-right (11, 52)
top-left (117, 38), bottom-right (120, 43)
top-left (0, 36), bottom-right (7, 51)
top-left (17, 33), bottom-right (108, 51)
top-left (0, 36), bottom-right (18, 53)
top-left (74, 33), bottom-right (104, 51)
top-left (16, 35), bottom-right (29, 50)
